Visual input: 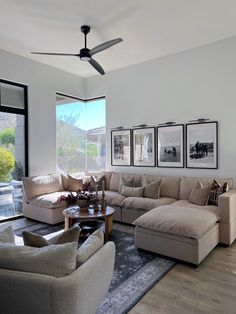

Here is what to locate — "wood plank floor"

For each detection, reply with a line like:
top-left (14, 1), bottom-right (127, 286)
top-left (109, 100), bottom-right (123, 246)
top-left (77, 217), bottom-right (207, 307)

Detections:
top-left (129, 242), bottom-right (236, 314)
top-left (2, 218), bottom-right (236, 313)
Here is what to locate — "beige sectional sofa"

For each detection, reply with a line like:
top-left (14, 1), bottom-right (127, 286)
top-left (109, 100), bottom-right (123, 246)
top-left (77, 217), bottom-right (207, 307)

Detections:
top-left (22, 171), bottom-right (236, 264)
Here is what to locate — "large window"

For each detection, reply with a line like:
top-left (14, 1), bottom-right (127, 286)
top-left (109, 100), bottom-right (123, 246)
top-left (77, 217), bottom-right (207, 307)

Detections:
top-left (0, 79), bottom-right (28, 220)
top-left (56, 94), bottom-right (106, 173)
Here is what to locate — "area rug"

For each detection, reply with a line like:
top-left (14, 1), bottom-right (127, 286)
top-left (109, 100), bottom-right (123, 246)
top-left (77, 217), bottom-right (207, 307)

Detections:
top-left (15, 223), bottom-right (176, 314)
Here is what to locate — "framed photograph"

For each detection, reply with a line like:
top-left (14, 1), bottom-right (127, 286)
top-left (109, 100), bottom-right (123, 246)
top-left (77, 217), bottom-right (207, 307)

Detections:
top-left (186, 121), bottom-right (218, 169)
top-left (157, 124), bottom-right (184, 168)
top-left (132, 127), bottom-right (156, 167)
top-left (111, 129), bottom-right (131, 166)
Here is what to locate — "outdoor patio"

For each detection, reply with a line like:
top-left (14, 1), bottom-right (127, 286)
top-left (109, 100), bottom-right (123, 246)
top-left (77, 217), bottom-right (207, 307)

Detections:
top-left (0, 181), bottom-right (23, 220)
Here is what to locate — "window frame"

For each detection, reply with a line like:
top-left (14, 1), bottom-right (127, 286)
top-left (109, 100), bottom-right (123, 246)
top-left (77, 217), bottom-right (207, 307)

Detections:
top-left (0, 79), bottom-right (29, 177)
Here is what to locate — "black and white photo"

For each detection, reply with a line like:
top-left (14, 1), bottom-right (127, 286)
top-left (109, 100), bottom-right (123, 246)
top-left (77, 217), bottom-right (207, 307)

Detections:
top-left (186, 121), bottom-right (218, 169)
top-left (111, 129), bottom-right (131, 166)
top-left (132, 127), bottom-right (156, 167)
top-left (157, 124), bottom-right (184, 168)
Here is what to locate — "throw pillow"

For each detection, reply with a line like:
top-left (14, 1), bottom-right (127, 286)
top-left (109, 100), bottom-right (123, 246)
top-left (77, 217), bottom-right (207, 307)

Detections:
top-left (90, 174), bottom-right (106, 191)
top-left (61, 173), bottom-right (69, 190)
top-left (0, 224), bottom-right (15, 244)
top-left (119, 176), bottom-right (135, 193)
top-left (143, 179), bottom-right (162, 199)
top-left (82, 175), bottom-right (92, 191)
top-left (23, 226), bottom-right (81, 248)
top-left (68, 175), bottom-right (83, 192)
top-left (76, 227), bottom-right (104, 266)
top-left (121, 186), bottom-right (144, 197)
top-left (189, 181), bottom-right (210, 206)
top-left (0, 242), bottom-right (77, 278)
top-left (208, 180), bottom-right (228, 206)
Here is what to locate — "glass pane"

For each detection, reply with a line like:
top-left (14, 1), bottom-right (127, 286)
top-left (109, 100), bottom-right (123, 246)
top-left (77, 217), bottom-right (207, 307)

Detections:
top-left (56, 99), bottom-right (87, 173)
top-left (0, 112), bottom-right (25, 220)
top-left (86, 99), bottom-right (106, 171)
top-left (0, 83), bottom-right (25, 109)
top-left (56, 95), bottom-right (106, 173)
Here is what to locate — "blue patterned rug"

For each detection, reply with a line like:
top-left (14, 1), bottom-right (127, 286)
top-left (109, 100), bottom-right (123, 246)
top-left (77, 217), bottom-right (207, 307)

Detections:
top-left (97, 229), bottom-right (176, 314)
top-left (15, 222), bottom-right (176, 314)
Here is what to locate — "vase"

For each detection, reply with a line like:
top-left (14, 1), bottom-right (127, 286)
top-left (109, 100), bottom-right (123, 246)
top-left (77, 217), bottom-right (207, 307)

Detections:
top-left (77, 199), bottom-right (88, 209)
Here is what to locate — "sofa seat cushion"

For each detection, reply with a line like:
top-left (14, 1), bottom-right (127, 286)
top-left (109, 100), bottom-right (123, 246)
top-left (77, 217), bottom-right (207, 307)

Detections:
top-left (172, 200), bottom-right (219, 216)
top-left (133, 205), bottom-right (219, 239)
top-left (29, 191), bottom-right (73, 209)
top-left (121, 197), bottom-right (176, 210)
top-left (98, 190), bottom-right (126, 207)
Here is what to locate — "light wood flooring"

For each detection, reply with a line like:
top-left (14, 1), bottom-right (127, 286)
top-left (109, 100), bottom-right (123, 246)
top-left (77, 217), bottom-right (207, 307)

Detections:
top-left (3, 218), bottom-right (236, 314)
top-left (129, 241), bottom-right (236, 314)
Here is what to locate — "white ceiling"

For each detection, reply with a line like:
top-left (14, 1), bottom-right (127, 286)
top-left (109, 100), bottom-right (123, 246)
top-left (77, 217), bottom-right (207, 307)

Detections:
top-left (1, 0), bottom-right (236, 78)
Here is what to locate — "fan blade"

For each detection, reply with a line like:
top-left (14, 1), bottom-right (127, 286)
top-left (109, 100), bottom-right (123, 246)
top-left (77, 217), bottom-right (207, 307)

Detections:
top-left (90, 38), bottom-right (123, 56)
top-left (89, 58), bottom-right (105, 75)
top-left (31, 52), bottom-right (79, 56)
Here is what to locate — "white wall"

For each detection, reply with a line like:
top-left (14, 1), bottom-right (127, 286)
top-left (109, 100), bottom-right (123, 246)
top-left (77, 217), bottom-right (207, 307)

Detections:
top-left (85, 36), bottom-right (236, 183)
top-left (0, 49), bottom-right (85, 176)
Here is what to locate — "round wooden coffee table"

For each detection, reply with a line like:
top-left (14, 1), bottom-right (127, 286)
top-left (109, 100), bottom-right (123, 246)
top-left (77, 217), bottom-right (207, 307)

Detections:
top-left (63, 206), bottom-right (115, 240)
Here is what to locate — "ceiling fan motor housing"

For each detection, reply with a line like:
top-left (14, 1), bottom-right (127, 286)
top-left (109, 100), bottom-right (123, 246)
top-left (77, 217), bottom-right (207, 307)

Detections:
top-left (80, 48), bottom-right (91, 61)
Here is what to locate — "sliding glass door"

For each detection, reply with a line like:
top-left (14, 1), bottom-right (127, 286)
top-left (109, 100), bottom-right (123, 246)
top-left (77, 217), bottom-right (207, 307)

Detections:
top-left (0, 80), bottom-right (28, 220)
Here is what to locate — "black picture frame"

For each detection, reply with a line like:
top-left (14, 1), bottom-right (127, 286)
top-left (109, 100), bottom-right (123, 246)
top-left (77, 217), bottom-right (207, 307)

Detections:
top-left (186, 121), bottom-right (218, 169)
top-left (157, 124), bottom-right (184, 168)
top-left (132, 127), bottom-right (156, 167)
top-left (111, 129), bottom-right (131, 166)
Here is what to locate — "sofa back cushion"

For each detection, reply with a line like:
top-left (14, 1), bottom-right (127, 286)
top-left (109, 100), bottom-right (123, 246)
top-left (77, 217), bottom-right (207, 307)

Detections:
top-left (179, 176), bottom-right (233, 200)
top-left (101, 171), bottom-right (112, 190)
top-left (109, 172), bottom-right (122, 191)
top-left (159, 176), bottom-right (181, 199)
top-left (23, 174), bottom-right (63, 200)
top-left (0, 242), bottom-right (77, 278)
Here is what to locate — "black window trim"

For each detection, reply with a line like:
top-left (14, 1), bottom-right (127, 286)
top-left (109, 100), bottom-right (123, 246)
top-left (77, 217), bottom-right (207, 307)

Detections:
top-left (56, 92), bottom-right (105, 103)
top-left (0, 78), bottom-right (28, 177)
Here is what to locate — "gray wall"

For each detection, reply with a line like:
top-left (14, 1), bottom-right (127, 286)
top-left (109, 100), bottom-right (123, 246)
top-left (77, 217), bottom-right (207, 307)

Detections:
top-left (85, 36), bottom-right (236, 183)
top-left (0, 49), bottom-right (85, 176)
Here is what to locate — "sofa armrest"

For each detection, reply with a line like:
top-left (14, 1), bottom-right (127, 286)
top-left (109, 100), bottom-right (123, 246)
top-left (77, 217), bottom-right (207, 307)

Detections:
top-left (218, 189), bottom-right (236, 245)
top-left (51, 241), bottom-right (116, 314)
top-left (218, 189), bottom-right (236, 223)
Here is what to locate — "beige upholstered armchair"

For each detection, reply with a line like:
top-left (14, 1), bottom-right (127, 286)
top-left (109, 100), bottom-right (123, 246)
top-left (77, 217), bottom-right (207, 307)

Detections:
top-left (0, 242), bottom-right (115, 314)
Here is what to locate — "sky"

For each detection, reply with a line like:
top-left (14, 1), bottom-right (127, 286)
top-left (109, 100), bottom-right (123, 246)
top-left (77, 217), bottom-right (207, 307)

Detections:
top-left (56, 98), bottom-right (106, 131)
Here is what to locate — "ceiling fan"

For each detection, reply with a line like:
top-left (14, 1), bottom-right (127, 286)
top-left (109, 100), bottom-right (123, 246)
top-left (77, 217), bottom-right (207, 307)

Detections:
top-left (31, 25), bottom-right (123, 75)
